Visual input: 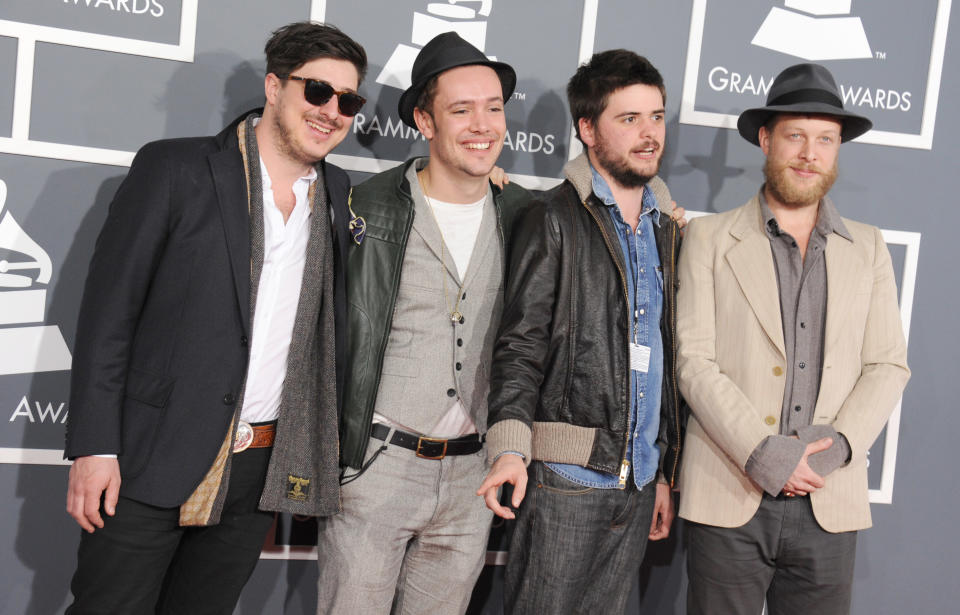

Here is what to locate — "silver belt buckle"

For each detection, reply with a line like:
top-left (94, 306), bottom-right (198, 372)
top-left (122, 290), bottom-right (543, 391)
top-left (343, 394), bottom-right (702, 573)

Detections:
top-left (233, 419), bottom-right (254, 453)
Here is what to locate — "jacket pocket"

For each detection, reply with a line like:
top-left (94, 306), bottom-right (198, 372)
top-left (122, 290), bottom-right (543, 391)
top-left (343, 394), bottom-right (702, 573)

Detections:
top-left (119, 368), bottom-right (174, 478)
top-left (124, 367), bottom-right (175, 407)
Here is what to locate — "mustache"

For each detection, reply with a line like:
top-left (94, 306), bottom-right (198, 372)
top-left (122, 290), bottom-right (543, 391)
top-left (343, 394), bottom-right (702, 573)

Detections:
top-left (790, 163), bottom-right (825, 174)
top-left (633, 140), bottom-right (661, 153)
top-left (308, 114), bottom-right (343, 130)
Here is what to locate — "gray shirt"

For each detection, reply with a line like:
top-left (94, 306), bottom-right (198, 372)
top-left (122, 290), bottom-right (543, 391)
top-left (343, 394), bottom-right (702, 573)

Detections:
top-left (744, 189), bottom-right (852, 496)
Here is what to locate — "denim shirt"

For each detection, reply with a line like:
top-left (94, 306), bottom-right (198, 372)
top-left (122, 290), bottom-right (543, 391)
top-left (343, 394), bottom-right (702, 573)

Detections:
top-left (546, 167), bottom-right (664, 489)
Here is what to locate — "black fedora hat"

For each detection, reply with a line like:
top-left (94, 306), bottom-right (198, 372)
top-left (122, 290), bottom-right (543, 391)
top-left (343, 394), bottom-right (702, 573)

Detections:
top-left (398, 31), bottom-right (516, 128)
top-left (737, 63), bottom-right (872, 146)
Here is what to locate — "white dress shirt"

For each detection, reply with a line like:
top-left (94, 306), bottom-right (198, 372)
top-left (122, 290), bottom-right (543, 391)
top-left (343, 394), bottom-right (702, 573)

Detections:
top-left (94, 154), bottom-right (316, 457)
top-left (239, 156), bottom-right (316, 423)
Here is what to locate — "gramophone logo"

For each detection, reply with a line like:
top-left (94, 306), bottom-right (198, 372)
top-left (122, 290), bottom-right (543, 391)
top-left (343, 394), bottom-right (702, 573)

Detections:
top-left (752, 0), bottom-right (872, 61)
top-left (0, 179), bottom-right (72, 376)
top-left (377, 0), bottom-right (497, 91)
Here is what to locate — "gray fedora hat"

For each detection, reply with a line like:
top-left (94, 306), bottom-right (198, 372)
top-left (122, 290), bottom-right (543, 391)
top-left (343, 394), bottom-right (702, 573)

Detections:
top-left (737, 63), bottom-right (872, 146)
top-left (398, 31), bottom-right (516, 128)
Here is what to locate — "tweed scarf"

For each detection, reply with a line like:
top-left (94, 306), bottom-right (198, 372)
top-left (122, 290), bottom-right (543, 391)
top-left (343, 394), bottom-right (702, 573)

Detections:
top-left (179, 114), bottom-right (340, 525)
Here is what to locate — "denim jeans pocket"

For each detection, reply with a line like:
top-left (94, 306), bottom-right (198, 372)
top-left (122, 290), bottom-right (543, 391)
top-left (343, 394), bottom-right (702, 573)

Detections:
top-left (536, 463), bottom-right (596, 496)
top-left (609, 488), bottom-right (641, 529)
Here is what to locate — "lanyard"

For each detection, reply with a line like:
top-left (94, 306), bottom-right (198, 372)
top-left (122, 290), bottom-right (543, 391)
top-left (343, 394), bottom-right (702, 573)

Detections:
top-left (631, 215), bottom-right (646, 345)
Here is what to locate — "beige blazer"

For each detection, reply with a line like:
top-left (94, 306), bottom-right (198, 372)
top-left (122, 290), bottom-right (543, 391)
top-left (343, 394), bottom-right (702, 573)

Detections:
top-left (676, 196), bottom-right (910, 533)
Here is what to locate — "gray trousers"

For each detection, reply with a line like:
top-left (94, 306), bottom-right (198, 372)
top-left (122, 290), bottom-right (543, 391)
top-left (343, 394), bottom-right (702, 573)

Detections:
top-left (686, 493), bottom-right (857, 615)
top-left (504, 461), bottom-right (657, 615)
top-left (316, 434), bottom-right (493, 615)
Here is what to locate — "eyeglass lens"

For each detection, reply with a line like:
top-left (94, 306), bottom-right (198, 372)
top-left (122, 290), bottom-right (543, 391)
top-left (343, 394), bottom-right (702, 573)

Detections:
top-left (300, 79), bottom-right (365, 116)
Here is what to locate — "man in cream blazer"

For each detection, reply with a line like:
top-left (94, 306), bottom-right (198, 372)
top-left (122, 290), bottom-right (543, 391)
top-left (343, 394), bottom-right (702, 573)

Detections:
top-left (676, 63), bottom-right (910, 615)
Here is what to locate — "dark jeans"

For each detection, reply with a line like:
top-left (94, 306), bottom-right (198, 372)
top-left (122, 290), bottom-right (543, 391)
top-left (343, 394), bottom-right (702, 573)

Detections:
top-left (66, 447), bottom-right (275, 615)
top-left (686, 493), bottom-right (857, 615)
top-left (504, 461), bottom-right (657, 615)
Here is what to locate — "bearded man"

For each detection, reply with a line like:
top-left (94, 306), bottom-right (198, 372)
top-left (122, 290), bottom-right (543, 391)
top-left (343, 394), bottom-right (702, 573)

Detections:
top-left (64, 22), bottom-right (366, 614)
top-left (477, 49), bottom-right (687, 614)
top-left (676, 63), bottom-right (910, 615)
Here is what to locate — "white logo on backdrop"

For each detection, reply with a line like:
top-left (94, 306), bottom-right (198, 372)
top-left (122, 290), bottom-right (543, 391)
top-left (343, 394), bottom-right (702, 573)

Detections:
top-left (0, 180), bottom-right (72, 376)
top-left (680, 0), bottom-right (953, 150)
top-left (377, 0), bottom-right (496, 91)
top-left (752, 0), bottom-right (872, 61)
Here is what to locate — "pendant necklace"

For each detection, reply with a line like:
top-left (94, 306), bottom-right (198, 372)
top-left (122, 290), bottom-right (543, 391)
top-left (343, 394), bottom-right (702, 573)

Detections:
top-left (417, 169), bottom-right (466, 325)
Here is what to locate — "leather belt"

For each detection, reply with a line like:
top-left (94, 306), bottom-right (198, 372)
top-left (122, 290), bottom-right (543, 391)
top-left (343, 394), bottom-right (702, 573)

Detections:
top-left (370, 422), bottom-right (482, 460)
top-left (233, 420), bottom-right (276, 453)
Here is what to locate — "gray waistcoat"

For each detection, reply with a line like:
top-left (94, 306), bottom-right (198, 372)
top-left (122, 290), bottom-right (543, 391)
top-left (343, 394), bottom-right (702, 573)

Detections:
top-left (372, 162), bottom-right (503, 435)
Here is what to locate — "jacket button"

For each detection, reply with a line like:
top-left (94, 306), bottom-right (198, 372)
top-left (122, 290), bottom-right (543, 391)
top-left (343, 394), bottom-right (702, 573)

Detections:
top-left (456, 362), bottom-right (462, 371)
top-left (764, 416), bottom-right (777, 426)
top-left (457, 338), bottom-right (463, 347)
top-left (223, 393), bottom-right (236, 405)
top-left (459, 315), bottom-right (465, 324)
top-left (447, 388), bottom-right (456, 398)
top-left (772, 366), bottom-right (783, 376)
top-left (240, 336), bottom-right (248, 347)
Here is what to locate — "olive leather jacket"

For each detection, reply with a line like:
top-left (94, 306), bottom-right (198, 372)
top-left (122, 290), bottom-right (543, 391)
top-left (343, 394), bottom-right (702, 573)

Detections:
top-left (339, 157), bottom-right (531, 470)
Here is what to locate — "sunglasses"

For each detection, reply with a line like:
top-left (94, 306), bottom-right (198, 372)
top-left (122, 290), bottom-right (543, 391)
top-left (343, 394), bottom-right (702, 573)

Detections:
top-left (285, 76), bottom-right (366, 116)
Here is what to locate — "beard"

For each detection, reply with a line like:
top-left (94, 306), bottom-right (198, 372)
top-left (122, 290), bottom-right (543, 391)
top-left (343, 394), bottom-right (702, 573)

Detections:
top-left (271, 96), bottom-right (342, 166)
top-left (763, 157), bottom-right (838, 207)
top-left (592, 131), bottom-right (663, 189)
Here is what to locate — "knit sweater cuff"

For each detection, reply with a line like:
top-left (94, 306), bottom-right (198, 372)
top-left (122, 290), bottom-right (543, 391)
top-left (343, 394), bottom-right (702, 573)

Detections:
top-left (486, 420), bottom-right (532, 466)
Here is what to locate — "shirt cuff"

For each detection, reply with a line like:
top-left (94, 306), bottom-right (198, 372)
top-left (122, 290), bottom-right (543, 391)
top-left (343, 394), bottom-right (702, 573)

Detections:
top-left (745, 435), bottom-right (806, 496)
top-left (92, 454), bottom-right (118, 459)
top-left (493, 451), bottom-right (525, 463)
top-left (793, 425), bottom-right (851, 477)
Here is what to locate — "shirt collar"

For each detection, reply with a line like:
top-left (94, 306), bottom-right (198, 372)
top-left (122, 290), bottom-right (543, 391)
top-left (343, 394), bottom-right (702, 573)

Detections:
top-left (258, 156), bottom-right (318, 187)
top-left (758, 187), bottom-right (851, 241)
top-left (589, 162), bottom-right (661, 226)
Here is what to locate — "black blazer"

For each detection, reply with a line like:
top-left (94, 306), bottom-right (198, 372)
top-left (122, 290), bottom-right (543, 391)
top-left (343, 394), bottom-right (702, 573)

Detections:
top-left (64, 111), bottom-right (352, 507)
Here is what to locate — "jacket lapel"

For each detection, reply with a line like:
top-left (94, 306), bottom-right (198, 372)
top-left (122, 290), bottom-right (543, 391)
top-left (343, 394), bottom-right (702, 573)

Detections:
top-left (460, 191), bottom-right (495, 290)
top-left (725, 198), bottom-right (786, 358)
top-left (209, 147), bottom-right (251, 334)
top-left (823, 231), bottom-right (865, 364)
top-left (323, 161), bottom-right (351, 269)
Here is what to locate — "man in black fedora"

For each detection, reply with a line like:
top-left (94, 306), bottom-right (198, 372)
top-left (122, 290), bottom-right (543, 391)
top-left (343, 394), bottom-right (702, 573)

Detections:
top-left (676, 63), bottom-right (910, 614)
top-left (316, 31), bottom-right (530, 614)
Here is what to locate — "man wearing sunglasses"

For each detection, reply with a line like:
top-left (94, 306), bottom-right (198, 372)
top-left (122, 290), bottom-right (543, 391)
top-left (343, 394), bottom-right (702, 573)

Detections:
top-left (64, 22), bottom-right (365, 614)
top-left (316, 32), bottom-right (530, 614)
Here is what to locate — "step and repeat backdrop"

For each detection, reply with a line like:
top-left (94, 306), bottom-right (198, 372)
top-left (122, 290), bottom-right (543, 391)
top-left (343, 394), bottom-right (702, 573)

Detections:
top-left (0, 1), bottom-right (954, 613)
